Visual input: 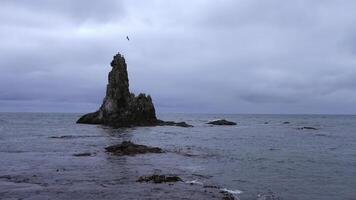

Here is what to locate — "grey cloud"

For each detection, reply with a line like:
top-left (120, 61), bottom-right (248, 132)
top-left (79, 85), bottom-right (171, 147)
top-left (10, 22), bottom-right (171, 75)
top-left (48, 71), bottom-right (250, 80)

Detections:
top-left (1, 0), bottom-right (125, 25)
top-left (1, 0), bottom-right (356, 114)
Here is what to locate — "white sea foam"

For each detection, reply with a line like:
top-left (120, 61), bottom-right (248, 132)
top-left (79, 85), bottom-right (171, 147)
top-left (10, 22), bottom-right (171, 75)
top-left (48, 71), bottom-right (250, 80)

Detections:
top-left (185, 180), bottom-right (204, 185)
top-left (209, 118), bottom-right (223, 122)
top-left (221, 188), bottom-right (243, 195)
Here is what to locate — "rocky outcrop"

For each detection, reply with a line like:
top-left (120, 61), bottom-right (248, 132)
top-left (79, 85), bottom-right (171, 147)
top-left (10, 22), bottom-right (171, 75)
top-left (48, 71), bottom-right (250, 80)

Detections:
top-left (207, 119), bottom-right (236, 126)
top-left (137, 174), bottom-right (182, 184)
top-left (157, 120), bottom-right (193, 127)
top-left (77, 53), bottom-right (192, 128)
top-left (105, 141), bottom-right (163, 156)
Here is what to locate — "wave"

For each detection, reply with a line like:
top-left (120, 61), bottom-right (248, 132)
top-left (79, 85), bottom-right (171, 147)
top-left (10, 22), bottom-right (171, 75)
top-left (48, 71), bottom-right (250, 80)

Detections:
top-left (221, 188), bottom-right (243, 195)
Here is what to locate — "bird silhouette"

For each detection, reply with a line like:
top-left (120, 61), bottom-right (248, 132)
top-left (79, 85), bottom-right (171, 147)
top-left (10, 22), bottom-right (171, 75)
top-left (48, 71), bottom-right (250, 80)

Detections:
top-left (126, 36), bottom-right (130, 41)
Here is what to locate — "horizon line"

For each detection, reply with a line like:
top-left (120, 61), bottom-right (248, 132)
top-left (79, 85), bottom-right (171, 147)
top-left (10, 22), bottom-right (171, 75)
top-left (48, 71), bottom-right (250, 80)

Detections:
top-left (0, 111), bottom-right (355, 116)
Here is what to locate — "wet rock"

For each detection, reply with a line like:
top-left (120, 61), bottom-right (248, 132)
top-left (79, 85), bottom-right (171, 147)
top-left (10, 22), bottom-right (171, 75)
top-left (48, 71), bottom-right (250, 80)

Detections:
top-left (77, 52), bottom-right (190, 128)
top-left (207, 119), bottom-right (236, 126)
top-left (105, 141), bottom-right (163, 156)
top-left (283, 121), bottom-right (290, 124)
top-left (50, 135), bottom-right (76, 139)
top-left (220, 191), bottom-right (236, 200)
top-left (297, 126), bottom-right (318, 130)
top-left (56, 168), bottom-right (66, 172)
top-left (73, 153), bottom-right (92, 157)
top-left (137, 174), bottom-right (182, 184)
top-left (157, 120), bottom-right (193, 127)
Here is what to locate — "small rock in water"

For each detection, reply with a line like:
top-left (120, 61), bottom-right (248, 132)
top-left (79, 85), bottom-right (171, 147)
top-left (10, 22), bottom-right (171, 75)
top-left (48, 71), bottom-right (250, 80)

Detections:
top-left (105, 141), bottom-right (163, 156)
top-left (137, 174), bottom-right (182, 184)
top-left (297, 126), bottom-right (318, 130)
top-left (49, 135), bottom-right (74, 139)
top-left (73, 153), bottom-right (92, 157)
top-left (268, 148), bottom-right (280, 151)
top-left (207, 119), bottom-right (236, 126)
top-left (157, 120), bottom-right (193, 127)
top-left (283, 121), bottom-right (290, 124)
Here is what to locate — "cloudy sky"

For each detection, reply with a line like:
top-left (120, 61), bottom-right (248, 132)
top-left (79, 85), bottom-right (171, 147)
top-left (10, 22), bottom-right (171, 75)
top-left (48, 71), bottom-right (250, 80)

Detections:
top-left (1, 0), bottom-right (356, 114)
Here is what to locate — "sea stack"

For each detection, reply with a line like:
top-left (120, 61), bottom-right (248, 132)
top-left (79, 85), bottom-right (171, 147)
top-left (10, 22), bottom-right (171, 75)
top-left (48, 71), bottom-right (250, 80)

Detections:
top-left (77, 52), bottom-right (192, 128)
top-left (77, 53), bottom-right (157, 127)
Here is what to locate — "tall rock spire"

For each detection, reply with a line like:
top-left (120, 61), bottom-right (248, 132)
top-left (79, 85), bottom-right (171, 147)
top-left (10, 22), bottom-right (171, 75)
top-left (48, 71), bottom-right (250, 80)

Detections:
top-left (77, 53), bottom-right (157, 127)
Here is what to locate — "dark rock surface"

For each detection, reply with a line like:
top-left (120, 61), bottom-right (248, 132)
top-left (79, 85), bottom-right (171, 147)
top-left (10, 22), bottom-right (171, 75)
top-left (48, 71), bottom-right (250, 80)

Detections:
top-left (207, 119), bottom-right (237, 126)
top-left (297, 126), bottom-right (318, 130)
top-left (77, 52), bottom-right (192, 128)
top-left (220, 191), bottom-right (236, 200)
top-left (157, 120), bottom-right (193, 127)
top-left (105, 141), bottom-right (163, 156)
top-left (77, 53), bottom-right (157, 127)
top-left (73, 153), bottom-right (92, 157)
top-left (137, 174), bottom-right (182, 184)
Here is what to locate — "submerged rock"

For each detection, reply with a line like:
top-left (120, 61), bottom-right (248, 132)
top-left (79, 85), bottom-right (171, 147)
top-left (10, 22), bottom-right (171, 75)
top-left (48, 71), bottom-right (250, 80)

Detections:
top-left (105, 141), bottom-right (163, 156)
top-left (297, 126), bottom-right (318, 130)
top-left (137, 174), bottom-right (182, 184)
top-left (207, 119), bottom-right (236, 126)
top-left (77, 52), bottom-right (192, 128)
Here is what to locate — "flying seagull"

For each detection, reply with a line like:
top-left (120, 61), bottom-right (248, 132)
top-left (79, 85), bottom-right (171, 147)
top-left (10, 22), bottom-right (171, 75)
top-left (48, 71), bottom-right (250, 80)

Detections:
top-left (126, 36), bottom-right (130, 41)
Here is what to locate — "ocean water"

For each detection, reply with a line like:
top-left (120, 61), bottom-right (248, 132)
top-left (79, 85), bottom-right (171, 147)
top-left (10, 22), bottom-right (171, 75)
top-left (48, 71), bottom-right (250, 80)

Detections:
top-left (0, 113), bottom-right (355, 200)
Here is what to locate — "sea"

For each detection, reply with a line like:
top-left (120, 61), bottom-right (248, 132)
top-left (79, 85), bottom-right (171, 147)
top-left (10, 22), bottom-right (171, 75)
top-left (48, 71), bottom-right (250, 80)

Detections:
top-left (0, 113), bottom-right (355, 200)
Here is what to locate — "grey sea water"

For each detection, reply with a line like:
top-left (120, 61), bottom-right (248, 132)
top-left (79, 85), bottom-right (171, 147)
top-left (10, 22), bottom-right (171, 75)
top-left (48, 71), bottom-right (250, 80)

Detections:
top-left (0, 113), bottom-right (355, 200)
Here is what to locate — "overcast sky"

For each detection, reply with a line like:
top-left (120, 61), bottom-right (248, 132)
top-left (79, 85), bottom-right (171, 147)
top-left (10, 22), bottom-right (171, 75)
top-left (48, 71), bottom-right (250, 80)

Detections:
top-left (1, 0), bottom-right (356, 114)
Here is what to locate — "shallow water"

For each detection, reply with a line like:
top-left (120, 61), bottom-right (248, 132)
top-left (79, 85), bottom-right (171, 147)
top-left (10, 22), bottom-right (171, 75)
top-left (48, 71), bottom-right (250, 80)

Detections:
top-left (0, 113), bottom-right (355, 200)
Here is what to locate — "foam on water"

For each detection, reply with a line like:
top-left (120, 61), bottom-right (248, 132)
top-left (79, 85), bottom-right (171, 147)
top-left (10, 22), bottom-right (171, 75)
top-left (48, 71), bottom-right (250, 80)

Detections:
top-left (185, 180), bottom-right (204, 185)
top-left (221, 188), bottom-right (243, 195)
